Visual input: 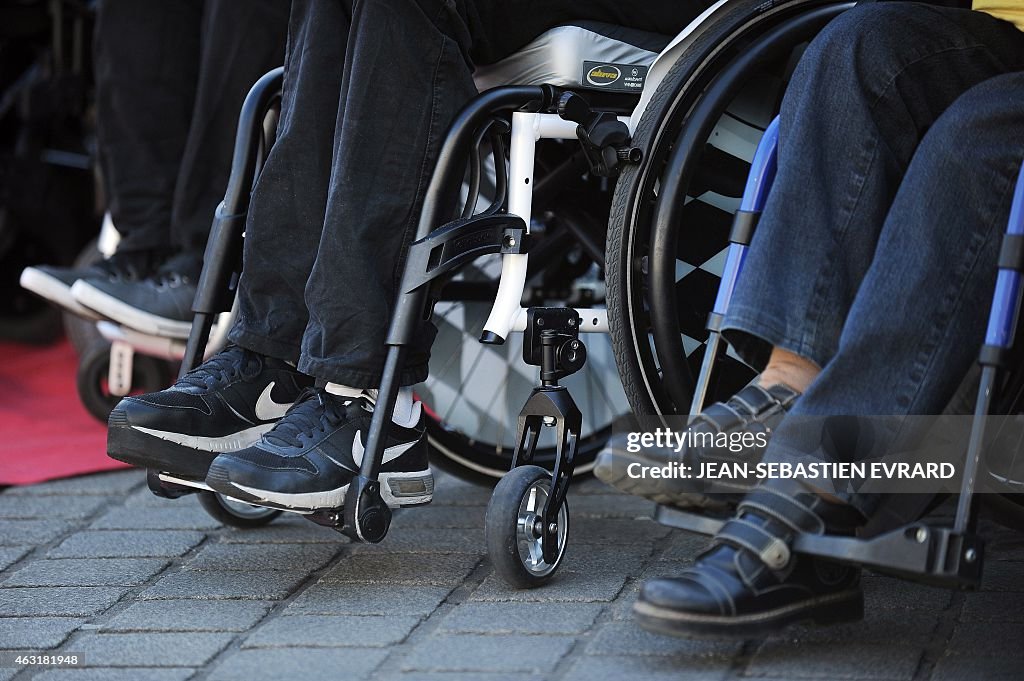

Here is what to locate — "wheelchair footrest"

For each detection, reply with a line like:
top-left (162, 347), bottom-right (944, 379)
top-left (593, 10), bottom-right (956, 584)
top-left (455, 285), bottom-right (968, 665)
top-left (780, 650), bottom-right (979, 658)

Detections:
top-left (655, 505), bottom-right (984, 588)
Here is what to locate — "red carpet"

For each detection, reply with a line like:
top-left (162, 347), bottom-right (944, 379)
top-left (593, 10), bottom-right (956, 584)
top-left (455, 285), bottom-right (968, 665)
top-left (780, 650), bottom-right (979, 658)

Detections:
top-left (0, 340), bottom-right (128, 486)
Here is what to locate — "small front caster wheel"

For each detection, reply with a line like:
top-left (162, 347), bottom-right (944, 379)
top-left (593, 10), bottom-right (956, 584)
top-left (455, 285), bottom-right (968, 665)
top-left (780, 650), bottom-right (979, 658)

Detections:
top-left (485, 465), bottom-right (569, 588)
top-left (198, 491), bottom-right (281, 528)
top-left (76, 340), bottom-right (172, 423)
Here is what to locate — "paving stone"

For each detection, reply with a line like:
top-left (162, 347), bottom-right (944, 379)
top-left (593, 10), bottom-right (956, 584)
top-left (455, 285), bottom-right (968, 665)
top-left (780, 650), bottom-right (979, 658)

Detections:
top-left (931, 654), bottom-right (1024, 680)
top-left (573, 518), bottom-right (673, 545)
top-left (217, 517), bottom-right (342, 544)
top-left (861, 574), bottom-right (952, 611)
top-left (207, 647), bottom-right (387, 681)
top-left (608, 582), bottom-right (643, 621)
top-left (0, 520), bottom-right (75, 546)
top-left (657, 531), bottom-right (713, 562)
top-left (585, 621), bottom-right (739, 658)
top-left (318, 552), bottom-right (480, 586)
top-left (0, 547), bottom-right (30, 572)
top-left (33, 670), bottom-right (195, 681)
top-left (89, 506), bottom-right (222, 531)
top-left (72, 632), bottom-right (234, 667)
top-left (184, 543), bottom-right (339, 572)
top-left (567, 542), bottom-right (654, 574)
top-left (563, 655), bottom-right (727, 681)
top-left (980, 560), bottom-right (1024, 592)
top-left (389, 506), bottom-right (486, 529)
top-left (470, 570), bottom-right (628, 603)
top-left (400, 634), bottom-right (574, 673)
top-left (103, 600), bottom-right (274, 632)
top-left (48, 531), bottom-right (206, 559)
top-left (959, 591), bottom-right (1024, 622)
top-left (772, 608), bottom-right (939, 645)
top-left (140, 570), bottom-right (308, 601)
top-left (0, 495), bottom-right (108, 520)
top-left (746, 642), bottom-right (923, 679)
top-left (428, 476), bottom-right (494, 507)
top-left (439, 602), bottom-right (602, 635)
top-left (285, 583), bottom-right (452, 616)
top-left (347, 528), bottom-right (483, 555)
top-left (375, 674), bottom-right (542, 681)
top-left (567, 493), bottom-right (657, 519)
top-left (0, 588), bottom-right (128, 617)
top-left (946, 622), bottom-right (1024, 657)
top-left (2, 472), bottom-right (144, 497)
top-left (0, 669), bottom-right (14, 681)
top-left (1, 559), bottom-right (168, 587)
top-left (0, 617), bottom-right (85, 649)
top-left (242, 614), bottom-right (420, 648)
top-left (567, 477), bottom-right (614, 495)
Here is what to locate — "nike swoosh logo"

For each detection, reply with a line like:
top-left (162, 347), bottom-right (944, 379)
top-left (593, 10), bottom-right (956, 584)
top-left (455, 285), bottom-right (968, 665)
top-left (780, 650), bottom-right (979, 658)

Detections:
top-left (351, 431), bottom-right (417, 468)
top-left (254, 382), bottom-right (292, 421)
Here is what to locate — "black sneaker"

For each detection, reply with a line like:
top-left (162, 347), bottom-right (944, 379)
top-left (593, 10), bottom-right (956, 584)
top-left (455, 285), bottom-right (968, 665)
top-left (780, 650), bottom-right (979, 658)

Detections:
top-left (205, 388), bottom-right (433, 512)
top-left (71, 251), bottom-right (202, 338)
top-left (107, 345), bottom-right (313, 480)
top-left (19, 250), bottom-right (157, 321)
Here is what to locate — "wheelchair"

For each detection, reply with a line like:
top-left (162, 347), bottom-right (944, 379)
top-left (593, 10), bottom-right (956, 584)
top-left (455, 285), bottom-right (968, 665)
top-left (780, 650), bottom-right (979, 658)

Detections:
top-left (116, 0), bottom-right (856, 585)
top-left (646, 113), bottom-right (1024, 592)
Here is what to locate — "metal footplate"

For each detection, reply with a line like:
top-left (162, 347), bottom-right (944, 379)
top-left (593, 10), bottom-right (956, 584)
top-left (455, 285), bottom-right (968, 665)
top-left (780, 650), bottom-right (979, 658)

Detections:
top-left (655, 505), bottom-right (984, 588)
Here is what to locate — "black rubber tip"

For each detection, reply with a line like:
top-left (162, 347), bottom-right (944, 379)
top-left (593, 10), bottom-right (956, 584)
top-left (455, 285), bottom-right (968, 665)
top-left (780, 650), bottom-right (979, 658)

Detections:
top-left (479, 330), bottom-right (506, 345)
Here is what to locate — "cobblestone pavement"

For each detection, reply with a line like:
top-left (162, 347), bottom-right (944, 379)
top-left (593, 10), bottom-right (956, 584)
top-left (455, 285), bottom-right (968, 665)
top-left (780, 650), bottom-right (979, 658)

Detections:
top-left (1, 468), bottom-right (1022, 680)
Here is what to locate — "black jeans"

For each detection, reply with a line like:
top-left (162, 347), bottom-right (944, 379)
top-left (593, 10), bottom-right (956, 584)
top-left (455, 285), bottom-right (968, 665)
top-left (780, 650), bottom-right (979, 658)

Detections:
top-left (94, 0), bottom-right (288, 254)
top-left (230, 0), bottom-right (706, 388)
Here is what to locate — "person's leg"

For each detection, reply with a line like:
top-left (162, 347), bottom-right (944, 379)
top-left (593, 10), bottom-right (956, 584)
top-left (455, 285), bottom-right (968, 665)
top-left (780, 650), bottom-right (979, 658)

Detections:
top-left (299, 0), bottom-right (708, 389)
top-left (94, 0), bottom-right (201, 255)
top-left (597, 2), bottom-right (1024, 508)
top-left (722, 2), bottom-right (1024, 374)
top-left (636, 70), bottom-right (1024, 639)
top-left (169, 0), bottom-right (290, 255)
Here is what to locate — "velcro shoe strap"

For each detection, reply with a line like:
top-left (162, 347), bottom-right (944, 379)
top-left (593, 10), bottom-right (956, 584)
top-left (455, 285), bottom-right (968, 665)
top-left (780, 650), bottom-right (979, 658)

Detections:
top-left (717, 518), bottom-right (792, 570)
top-left (729, 385), bottom-right (777, 416)
top-left (765, 383), bottom-right (801, 407)
top-left (694, 402), bottom-right (746, 433)
top-left (739, 487), bottom-right (825, 535)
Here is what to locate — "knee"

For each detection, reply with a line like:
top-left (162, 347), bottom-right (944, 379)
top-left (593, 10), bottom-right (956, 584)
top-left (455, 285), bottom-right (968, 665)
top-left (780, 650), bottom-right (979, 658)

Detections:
top-left (792, 4), bottom-right (929, 91)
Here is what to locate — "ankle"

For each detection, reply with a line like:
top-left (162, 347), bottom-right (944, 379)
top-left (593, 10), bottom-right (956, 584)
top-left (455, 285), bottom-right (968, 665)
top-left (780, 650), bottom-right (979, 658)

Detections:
top-left (758, 348), bottom-right (820, 394)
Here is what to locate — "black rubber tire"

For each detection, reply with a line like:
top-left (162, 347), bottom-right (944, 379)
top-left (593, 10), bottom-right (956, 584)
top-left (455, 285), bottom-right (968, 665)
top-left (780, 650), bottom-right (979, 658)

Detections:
top-left (197, 491), bottom-right (282, 528)
top-left (605, 0), bottom-right (850, 416)
top-left (75, 339), bottom-right (173, 423)
top-left (485, 465), bottom-right (569, 589)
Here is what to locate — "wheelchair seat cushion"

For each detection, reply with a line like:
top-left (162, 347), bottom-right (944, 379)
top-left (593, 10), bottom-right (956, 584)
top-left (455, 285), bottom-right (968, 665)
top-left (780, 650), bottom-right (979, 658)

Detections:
top-left (473, 21), bottom-right (671, 94)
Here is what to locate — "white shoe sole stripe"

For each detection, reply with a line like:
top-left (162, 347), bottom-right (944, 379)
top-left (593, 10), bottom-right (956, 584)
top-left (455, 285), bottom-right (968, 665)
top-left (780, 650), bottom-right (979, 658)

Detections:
top-left (229, 469), bottom-right (434, 510)
top-left (132, 423), bottom-right (273, 452)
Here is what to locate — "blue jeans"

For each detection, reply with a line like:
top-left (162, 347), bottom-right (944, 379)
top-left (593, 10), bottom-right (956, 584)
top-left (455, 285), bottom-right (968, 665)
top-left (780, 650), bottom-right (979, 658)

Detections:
top-left (720, 3), bottom-right (1024, 511)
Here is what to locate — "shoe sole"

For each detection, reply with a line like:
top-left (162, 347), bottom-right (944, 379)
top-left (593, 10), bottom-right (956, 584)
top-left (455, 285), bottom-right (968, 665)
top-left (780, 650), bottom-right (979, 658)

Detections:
top-left (20, 268), bottom-right (103, 321)
top-left (107, 409), bottom-right (273, 479)
top-left (71, 280), bottom-right (193, 338)
top-left (593, 446), bottom-right (741, 511)
top-left (633, 588), bottom-right (864, 639)
top-left (205, 462), bottom-right (434, 513)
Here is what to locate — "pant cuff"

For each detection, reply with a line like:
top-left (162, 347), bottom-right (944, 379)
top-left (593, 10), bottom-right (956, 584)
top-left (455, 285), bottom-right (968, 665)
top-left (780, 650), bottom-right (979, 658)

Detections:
top-left (297, 356), bottom-right (428, 389)
top-left (722, 306), bottom-right (829, 372)
top-left (228, 326), bottom-right (302, 365)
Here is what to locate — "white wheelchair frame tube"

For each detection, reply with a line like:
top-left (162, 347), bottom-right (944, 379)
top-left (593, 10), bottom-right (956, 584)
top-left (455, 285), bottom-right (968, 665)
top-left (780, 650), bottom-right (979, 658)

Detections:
top-left (481, 111), bottom-right (629, 340)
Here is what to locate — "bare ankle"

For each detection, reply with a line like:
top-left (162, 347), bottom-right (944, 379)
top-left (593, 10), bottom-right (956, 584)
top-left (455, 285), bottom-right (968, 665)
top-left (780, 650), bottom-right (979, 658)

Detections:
top-left (758, 348), bottom-right (820, 394)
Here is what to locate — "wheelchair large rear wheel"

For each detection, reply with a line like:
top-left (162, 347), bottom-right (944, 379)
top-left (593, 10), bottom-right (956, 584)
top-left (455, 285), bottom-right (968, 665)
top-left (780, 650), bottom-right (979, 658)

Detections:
top-left (606, 0), bottom-right (851, 416)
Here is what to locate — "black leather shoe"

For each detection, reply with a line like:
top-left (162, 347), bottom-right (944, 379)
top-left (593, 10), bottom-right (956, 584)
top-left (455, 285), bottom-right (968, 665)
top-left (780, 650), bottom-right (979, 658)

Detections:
top-left (634, 480), bottom-right (864, 639)
top-left (594, 384), bottom-right (799, 508)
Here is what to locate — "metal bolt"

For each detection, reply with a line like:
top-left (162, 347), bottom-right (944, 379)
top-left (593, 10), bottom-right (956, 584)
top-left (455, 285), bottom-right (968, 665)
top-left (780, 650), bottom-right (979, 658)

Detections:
top-left (964, 548), bottom-right (977, 563)
top-left (570, 341), bottom-right (579, 349)
top-left (543, 416), bottom-right (556, 427)
top-left (915, 528), bottom-right (928, 544)
top-left (548, 522), bottom-right (558, 535)
top-left (537, 318), bottom-right (545, 327)
top-left (504, 236), bottom-right (516, 248)
top-left (568, 318), bottom-right (576, 326)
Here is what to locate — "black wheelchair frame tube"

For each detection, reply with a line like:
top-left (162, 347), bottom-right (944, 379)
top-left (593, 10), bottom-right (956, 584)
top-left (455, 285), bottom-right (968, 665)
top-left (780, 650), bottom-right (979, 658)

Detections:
top-left (180, 67), bottom-right (285, 377)
top-left (361, 85), bottom-right (553, 482)
top-left (646, 4), bottom-right (851, 410)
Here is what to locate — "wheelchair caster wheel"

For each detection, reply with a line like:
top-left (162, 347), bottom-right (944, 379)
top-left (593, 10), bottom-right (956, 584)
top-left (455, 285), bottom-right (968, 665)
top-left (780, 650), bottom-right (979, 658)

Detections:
top-left (197, 491), bottom-right (282, 528)
top-left (76, 340), bottom-right (172, 423)
top-left (485, 465), bottom-right (569, 588)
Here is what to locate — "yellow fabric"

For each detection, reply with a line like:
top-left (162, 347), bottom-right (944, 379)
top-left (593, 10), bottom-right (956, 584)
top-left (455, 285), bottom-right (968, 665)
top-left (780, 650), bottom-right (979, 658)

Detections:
top-left (974, 0), bottom-right (1024, 31)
